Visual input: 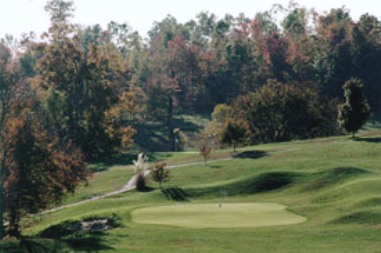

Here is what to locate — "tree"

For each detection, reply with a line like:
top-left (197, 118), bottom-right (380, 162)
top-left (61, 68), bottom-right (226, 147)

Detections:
top-left (338, 78), bottom-right (370, 138)
top-left (219, 120), bottom-right (250, 152)
top-left (232, 80), bottom-right (338, 143)
top-left (0, 43), bottom-right (20, 239)
top-left (350, 15), bottom-right (381, 117)
top-left (0, 60), bottom-right (88, 237)
top-left (203, 104), bottom-right (234, 148)
top-left (4, 118), bottom-right (87, 237)
top-left (199, 143), bottom-right (212, 165)
top-left (314, 8), bottom-right (354, 99)
top-left (150, 162), bottom-right (170, 189)
top-left (35, 0), bottom-right (133, 160)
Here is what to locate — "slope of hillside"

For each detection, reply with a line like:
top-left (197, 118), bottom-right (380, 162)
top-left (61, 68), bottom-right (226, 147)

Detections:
top-left (3, 127), bottom-right (381, 252)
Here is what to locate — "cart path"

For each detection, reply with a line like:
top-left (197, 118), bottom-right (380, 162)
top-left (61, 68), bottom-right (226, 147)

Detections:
top-left (42, 157), bottom-right (233, 214)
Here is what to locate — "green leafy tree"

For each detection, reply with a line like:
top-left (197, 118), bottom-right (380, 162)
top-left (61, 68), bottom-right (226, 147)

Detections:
top-left (203, 103), bottom-right (233, 142)
top-left (314, 8), bottom-right (354, 99)
top-left (150, 162), bottom-right (170, 189)
top-left (350, 15), bottom-right (381, 116)
top-left (231, 80), bottom-right (338, 143)
top-left (219, 120), bottom-right (250, 152)
top-left (338, 78), bottom-right (370, 138)
top-left (35, 0), bottom-right (132, 160)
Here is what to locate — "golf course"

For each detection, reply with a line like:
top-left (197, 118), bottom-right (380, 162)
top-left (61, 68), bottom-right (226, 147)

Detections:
top-left (1, 124), bottom-right (378, 252)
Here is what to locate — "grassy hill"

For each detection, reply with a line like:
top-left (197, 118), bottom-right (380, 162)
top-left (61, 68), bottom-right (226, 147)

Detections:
top-left (130, 114), bottom-right (211, 152)
top-left (2, 126), bottom-right (381, 252)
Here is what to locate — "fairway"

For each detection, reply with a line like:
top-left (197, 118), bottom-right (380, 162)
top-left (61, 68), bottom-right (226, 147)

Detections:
top-left (132, 203), bottom-right (307, 228)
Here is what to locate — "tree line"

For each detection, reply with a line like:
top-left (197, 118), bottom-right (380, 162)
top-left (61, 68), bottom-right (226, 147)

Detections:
top-left (0, 0), bottom-right (379, 237)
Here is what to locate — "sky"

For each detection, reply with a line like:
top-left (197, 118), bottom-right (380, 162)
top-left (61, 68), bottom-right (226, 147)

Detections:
top-left (1, 0), bottom-right (381, 39)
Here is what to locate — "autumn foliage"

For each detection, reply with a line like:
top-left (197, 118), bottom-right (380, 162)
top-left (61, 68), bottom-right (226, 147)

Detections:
top-left (3, 119), bottom-right (87, 237)
top-left (151, 162), bottom-right (170, 189)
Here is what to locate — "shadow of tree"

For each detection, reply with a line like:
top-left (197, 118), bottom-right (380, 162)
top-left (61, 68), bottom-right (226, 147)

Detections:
top-left (36, 215), bottom-right (122, 252)
top-left (20, 239), bottom-right (69, 253)
top-left (173, 116), bottom-right (203, 134)
top-left (131, 121), bottom-right (169, 152)
top-left (161, 187), bottom-right (189, 202)
top-left (0, 238), bottom-right (93, 253)
top-left (354, 137), bottom-right (381, 143)
top-left (62, 232), bottom-right (115, 252)
top-left (233, 150), bottom-right (268, 159)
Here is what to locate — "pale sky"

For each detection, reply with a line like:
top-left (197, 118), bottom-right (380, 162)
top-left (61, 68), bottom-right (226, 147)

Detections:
top-left (1, 0), bottom-right (380, 39)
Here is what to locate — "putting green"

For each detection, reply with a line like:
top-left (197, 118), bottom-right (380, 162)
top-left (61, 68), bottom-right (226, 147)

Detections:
top-left (132, 203), bottom-right (306, 228)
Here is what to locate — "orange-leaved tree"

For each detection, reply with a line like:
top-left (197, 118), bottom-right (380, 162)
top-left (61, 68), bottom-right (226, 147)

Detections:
top-left (3, 118), bottom-right (87, 238)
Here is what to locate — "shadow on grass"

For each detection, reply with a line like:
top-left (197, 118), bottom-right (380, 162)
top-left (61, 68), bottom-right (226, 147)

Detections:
top-left (187, 171), bottom-right (299, 198)
top-left (61, 232), bottom-right (115, 252)
top-left (354, 137), bottom-right (381, 143)
top-left (173, 116), bottom-right (204, 134)
top-left (331, 210), bottom-right (381, 225)
top-left (1, 238), bottom-right (71, 253)
top-left (233, 150), bottom-right (268, 159)
top-left (131, 121), bottom-right (169, 152)
top-left (0, 237), bottom-right (102, 253)
top-left (162, 187), bottom-right (189, 202)
top-left (36, 214), bottom-right (122, 252)
top-left (303, 167), bottom-right (368, 191)
top-left (132, 114), bottom-right (208, 152)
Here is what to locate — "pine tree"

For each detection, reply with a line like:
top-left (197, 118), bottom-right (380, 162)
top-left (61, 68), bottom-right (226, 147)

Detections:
top-left (338, 78), bottom-right (370, 138)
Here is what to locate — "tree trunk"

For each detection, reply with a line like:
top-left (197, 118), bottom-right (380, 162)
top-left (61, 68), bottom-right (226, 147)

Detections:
top-left (167, 95), bottom-right (175, 151)
top-left (8, 207), bottom-right (21, 238)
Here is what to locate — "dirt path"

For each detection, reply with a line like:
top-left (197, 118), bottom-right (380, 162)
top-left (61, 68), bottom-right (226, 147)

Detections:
top-left (43, 157), bottom-right (233, 214)
top-left (42, 173), bottom-right (139, 214)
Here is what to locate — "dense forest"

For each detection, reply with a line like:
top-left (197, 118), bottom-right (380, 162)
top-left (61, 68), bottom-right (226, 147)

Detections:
top-left (0, 0), bottom-right (380, 237)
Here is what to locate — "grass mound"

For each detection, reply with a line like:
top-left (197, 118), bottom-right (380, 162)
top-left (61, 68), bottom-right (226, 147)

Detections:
top-left (358, 197), bottom-right (381, 208)
top-left (303, 167), bottom-right (368, 191)
top-left (187, 171), bottom-right (299, 197)
top-left (132, 203), bottom-right (306, 228)
top-left (332, 210), bottom-right (381, 225)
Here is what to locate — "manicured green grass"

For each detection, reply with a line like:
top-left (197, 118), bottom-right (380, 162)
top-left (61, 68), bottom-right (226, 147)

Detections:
top-left (5, 127), bottom-right (381, 252)
top-left (132, 203), bottom-right (306, 228)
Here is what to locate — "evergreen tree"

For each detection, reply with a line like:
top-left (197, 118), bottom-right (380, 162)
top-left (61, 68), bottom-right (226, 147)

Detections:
top-left (338, 78), bottom-right (370, 138)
